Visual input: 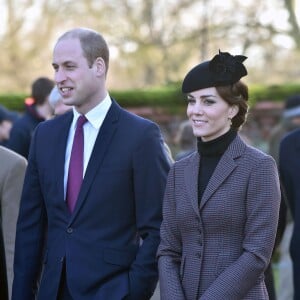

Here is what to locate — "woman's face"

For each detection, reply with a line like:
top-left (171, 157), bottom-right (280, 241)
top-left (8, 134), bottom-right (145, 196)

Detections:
top-left (186, 87), bottom-right (238, 142)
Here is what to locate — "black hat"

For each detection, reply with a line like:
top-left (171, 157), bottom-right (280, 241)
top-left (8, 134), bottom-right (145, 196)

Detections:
top-left (182, 50), bottom-right (248, 93)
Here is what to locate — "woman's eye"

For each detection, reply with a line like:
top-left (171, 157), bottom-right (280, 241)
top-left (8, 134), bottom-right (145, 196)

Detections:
top-left (204, 99), bottom-right (215, 105)
top-left (186, 98), bottom-right (195, 104)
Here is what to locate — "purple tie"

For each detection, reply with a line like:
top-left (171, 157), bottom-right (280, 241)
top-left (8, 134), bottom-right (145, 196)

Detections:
top-left (66, 115), bottom-right (87, 213)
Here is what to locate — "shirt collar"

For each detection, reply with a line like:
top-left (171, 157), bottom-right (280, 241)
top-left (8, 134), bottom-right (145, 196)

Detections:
top-left (72, 94), bottom-right (112, 129)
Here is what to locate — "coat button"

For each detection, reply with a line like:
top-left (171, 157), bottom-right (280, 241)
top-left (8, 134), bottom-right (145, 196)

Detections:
top-left (67, 227), bottom-right (73, 233)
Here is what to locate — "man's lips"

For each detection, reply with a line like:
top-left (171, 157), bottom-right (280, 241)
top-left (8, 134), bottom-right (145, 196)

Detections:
top-left (59, 87), bottom-right (74, 97)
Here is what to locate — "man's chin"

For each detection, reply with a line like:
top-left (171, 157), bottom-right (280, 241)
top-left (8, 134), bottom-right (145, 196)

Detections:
top-left (62, 98), bottom-right (75, 106)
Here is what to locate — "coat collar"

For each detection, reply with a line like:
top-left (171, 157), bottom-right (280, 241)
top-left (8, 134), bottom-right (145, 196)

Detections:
top-left (184, 135), bottom-right (246, 216)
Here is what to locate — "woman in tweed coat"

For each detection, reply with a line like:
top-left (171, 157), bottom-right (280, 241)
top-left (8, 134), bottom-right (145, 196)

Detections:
top-left (157, 51), bottom-right (281, 300)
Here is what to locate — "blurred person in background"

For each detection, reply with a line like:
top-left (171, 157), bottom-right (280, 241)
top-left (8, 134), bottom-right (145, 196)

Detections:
top-left (7, 77), bottom-right (54, 158)
top-left (157, 50), bottom-right (281, 299)
top-left (0, 146), bottom-right (27, 299)
top-left (174, 120), bottom-right (196, 161)
top-left (279, 98), bottom-right (300, 300)
top-left (49, 86), bottom-right (72, 116)
top-left (268, 95), bottom-right (300, 300)
top-left (0, 105), bottom-right (19, 147)
top-left (269, 95), bottom-right (300, 163)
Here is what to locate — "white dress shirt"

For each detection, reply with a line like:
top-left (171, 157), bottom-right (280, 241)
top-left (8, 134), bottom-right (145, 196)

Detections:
top-left (63, 94), bottom-right (112, 199)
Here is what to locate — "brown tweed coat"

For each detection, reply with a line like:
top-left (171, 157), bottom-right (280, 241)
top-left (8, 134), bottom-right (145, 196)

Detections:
top-left (157, 135), bottom-right (281, 300)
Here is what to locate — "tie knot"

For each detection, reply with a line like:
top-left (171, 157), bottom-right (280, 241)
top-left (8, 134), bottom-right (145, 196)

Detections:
top-left (77, 115), bottom-right (87, 129)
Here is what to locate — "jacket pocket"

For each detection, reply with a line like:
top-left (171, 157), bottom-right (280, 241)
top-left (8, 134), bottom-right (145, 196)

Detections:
top-left (103, 247), bottom-right (136, 267)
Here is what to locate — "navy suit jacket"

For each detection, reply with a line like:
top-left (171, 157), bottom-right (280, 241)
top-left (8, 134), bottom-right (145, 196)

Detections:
top-left (279, 128), bottom-right (300, 299)
top-left (12, 100), bottom-right (170, 300)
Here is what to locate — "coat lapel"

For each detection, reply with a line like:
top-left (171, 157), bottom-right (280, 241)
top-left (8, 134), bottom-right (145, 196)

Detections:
top-left (184, 136), bottom-right (246, 213)
top-left (184, 153), bottom-right (201, 217)
top-left (70, 101), bottom-right (120, 220)
top-left (199, 136), bottom-right (246, 210)
top-left (199, 153), bottom-right (236, 210)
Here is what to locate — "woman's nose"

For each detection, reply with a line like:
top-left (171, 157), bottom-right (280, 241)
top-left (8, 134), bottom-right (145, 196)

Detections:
top-left (193, 102), bottom-right (204, 114)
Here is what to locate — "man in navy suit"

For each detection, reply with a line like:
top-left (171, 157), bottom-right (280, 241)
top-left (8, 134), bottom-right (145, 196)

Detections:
top-left (280, 128), bottom-right (300, 300)
top-left (12, 27), bottom-right (170, 300)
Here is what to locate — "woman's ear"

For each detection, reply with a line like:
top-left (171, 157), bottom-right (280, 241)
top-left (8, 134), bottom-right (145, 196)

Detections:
top-left (229, 105), bottom-right (239, 118)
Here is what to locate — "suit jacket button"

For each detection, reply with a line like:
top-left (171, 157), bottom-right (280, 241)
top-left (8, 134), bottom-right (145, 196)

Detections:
top-left (67, 227), bottom-right (73, 233)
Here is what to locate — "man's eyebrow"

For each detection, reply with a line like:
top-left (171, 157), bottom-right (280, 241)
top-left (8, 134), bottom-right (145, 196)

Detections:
top-left (52, 60), bottom-right (76, 67)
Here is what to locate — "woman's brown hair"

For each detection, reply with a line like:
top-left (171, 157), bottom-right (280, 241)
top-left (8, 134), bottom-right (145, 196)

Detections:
top-left (216, 81), bottom-right (248, 129)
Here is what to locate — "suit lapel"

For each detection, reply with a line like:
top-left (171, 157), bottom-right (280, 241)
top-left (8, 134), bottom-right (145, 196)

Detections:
top-left (53, 112), bottom-right (73, 214)
top-left (70, 101), bottom-right (120, 220)
top-left (199, 136), bottom-right (246, 210)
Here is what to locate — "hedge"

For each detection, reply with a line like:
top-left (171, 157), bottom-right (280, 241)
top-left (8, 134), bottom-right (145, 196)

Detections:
top-left (1, 83), bottom-right (300, 113)
top-left (249, 83), bottom-right (300, 105)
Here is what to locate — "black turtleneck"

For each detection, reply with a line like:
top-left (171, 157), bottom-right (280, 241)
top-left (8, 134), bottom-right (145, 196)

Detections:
top-left (197, 128), bottom-right (237, 204)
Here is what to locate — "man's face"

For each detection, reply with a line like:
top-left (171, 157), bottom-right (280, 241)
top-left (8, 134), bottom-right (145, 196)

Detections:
top-left (52, 38), bottom-right (101, 114)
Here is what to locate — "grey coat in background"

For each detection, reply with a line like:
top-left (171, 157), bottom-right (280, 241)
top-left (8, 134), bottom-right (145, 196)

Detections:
top-left (157, 135), bottom-right (281, 300)
top-left (0, 146), bottom-right (27, 299)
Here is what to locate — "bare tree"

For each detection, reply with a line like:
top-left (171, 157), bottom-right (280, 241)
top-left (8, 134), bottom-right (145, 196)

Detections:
top-left (0, 0), bottom-right (300, 92)
top-left (1, 1), bottom-right (60, 90)
top-left (284, 0), bottom-right (300, 48)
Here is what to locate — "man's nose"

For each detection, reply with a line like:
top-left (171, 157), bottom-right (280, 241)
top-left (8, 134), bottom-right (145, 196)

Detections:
top-left (55, 68), bottom-right (67, 84)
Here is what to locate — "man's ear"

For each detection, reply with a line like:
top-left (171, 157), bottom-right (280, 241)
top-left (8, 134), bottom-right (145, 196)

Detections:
top-left (94, 57), bottom-right (106, 76)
